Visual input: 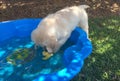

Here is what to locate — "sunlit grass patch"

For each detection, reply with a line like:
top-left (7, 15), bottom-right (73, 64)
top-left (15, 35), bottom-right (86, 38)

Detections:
top-left (72, 16), bottom-right (120, 81)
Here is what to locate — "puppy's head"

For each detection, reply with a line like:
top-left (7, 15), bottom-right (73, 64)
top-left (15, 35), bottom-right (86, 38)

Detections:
top-left (31, 30), bottom-right (60, 54)
top-left (43, 36), bottom-right (60, 54)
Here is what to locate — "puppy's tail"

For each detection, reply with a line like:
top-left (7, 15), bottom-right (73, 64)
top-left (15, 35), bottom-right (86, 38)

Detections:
top-left (78, 5), bottom-right (90, 9)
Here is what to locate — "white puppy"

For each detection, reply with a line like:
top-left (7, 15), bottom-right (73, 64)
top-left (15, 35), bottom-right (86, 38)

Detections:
top-left (31, 5), bottom-right (89, 54)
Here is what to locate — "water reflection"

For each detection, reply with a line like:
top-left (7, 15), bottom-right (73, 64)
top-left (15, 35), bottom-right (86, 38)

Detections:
top-left (0, 37), bottom-right (73, 81)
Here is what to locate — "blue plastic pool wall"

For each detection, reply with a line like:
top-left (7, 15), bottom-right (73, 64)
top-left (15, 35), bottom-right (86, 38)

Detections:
top-left (0, 19), bottom-right (92, 81)
top-left (0, 19), bottom-right (41, 42)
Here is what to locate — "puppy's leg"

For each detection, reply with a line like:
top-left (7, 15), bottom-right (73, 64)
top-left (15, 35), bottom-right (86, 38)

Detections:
top-left (78, 11), bottom-right (89, 37)
top-left (78, 19), bottom-right (89, 36)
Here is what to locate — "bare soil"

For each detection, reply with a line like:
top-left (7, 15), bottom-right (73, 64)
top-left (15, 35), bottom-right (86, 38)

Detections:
top-left (0, 0), bottom-right (120, 21)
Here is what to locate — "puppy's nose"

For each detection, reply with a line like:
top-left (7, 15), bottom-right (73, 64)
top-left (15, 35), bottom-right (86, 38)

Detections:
top-left (43, 46), bottom-right (54, 54)
top-left (43, 46), bottom-right (47, 52)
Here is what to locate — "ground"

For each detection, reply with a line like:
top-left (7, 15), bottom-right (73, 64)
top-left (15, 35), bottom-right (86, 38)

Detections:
top-left (0, 0), bottom-right (120, 81)
top-left (0, 0), bottom-right (120, 21)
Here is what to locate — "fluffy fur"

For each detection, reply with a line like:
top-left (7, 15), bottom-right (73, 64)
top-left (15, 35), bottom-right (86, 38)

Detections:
top-left (31, 5), bottom-right (89, 53)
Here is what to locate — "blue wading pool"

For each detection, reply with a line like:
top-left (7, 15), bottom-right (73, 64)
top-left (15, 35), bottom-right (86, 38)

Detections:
top-left (0, 18), bottom-right (92, 81)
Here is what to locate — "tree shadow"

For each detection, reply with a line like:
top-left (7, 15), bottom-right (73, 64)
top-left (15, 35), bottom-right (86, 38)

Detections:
top-left (0, 0), bottom-right (120, 80)
top-left (71, 16), bottom-right (120, 81)
top-left (0, 0), bottom-right (120, 21)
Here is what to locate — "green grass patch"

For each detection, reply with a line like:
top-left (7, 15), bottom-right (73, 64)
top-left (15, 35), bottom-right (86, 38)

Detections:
top-left (72, 16), bottom-right (120, 81)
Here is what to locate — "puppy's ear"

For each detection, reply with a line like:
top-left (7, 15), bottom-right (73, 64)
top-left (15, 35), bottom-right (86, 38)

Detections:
top-left (49, 36), bottom-right (59, 52)
top-left (51, 35), bottom-right (58, 42)
top-left (50, 36), bottom-right (58, 47)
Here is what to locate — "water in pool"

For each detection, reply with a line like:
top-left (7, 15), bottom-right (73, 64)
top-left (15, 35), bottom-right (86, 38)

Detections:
top-left (0, 37), bottom-right (74, 81)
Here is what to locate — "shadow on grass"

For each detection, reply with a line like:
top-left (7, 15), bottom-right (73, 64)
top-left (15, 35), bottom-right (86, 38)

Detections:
top-left (71, 16), bottom-right (120, 81)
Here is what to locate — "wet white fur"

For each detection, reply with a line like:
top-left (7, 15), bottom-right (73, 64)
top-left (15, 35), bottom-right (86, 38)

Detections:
top-left (31, 5), bottom-right (89, 53)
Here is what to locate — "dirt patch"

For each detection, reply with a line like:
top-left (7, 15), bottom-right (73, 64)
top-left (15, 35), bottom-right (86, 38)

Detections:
top-left (0, 0), bottom-right (120, 21)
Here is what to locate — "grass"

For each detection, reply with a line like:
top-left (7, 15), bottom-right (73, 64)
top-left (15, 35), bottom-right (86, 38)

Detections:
top-left (71, 16), bottom-right (120, 81)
